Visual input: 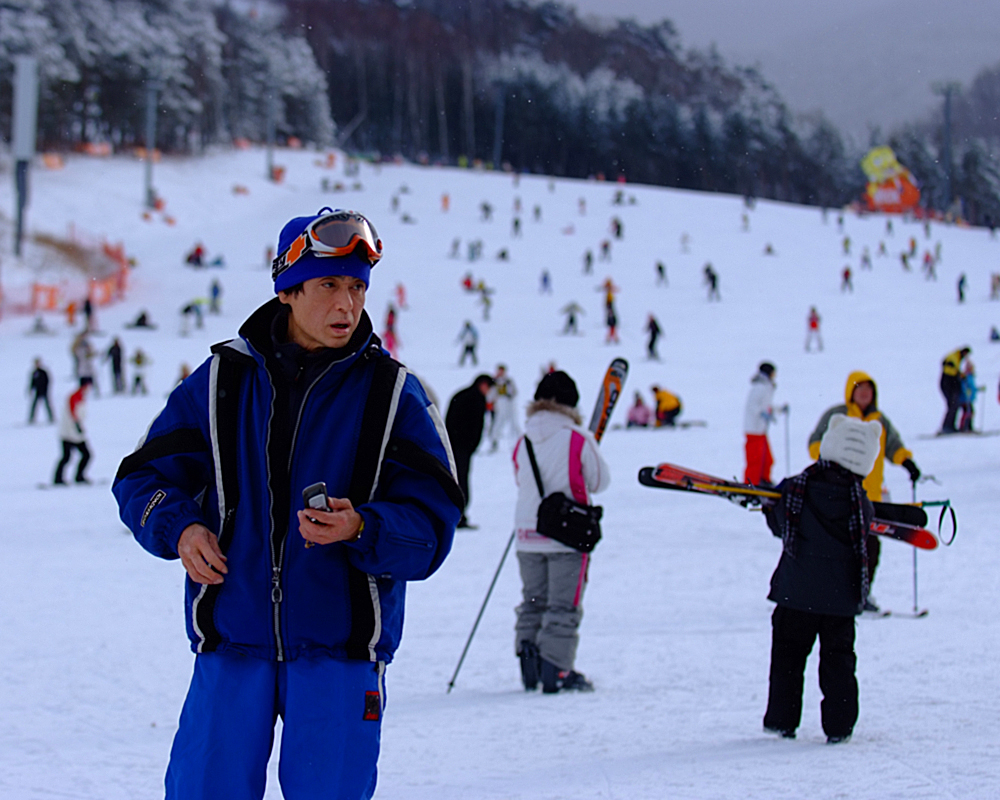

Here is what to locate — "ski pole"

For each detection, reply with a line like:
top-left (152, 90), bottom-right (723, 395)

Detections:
top-left (782, 404), bottom-right (791, 477)
top-left (447, 530), bottom-right (515, 693)
top-left (910, 477), bottom-right (924, 616)
top-left (977, 384), bottom-right (986, 433)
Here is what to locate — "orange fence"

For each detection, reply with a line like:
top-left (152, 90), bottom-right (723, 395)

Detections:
top-left (10, 239), bottom-right (131, 316)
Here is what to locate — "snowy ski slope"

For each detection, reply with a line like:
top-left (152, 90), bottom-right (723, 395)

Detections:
top-left (1, 148), bottom-right (998, 799)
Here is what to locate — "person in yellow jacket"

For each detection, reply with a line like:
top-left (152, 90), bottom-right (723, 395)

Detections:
top-left (651, 385), bottom-right (682, 427)
top-left (807, 371), bottom-right (921, 612)
top-left (940, 346), bottom-right (971, 433)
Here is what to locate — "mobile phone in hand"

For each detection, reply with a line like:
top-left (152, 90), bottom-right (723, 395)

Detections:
top-left (302, 482), bottom-right (330, 549)
top-left (302, 481), bottom-right (331, 513)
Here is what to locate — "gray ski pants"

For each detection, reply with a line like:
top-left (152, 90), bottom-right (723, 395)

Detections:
top-left (515, 550), bottom-right (589, 671)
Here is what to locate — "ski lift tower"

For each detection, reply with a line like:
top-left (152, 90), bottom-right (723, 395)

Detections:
top-left (12, 55), bottom-right (39, 258)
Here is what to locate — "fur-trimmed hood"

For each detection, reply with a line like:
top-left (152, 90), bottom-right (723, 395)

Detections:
top-left (525, 398), bottom-right (582, 426)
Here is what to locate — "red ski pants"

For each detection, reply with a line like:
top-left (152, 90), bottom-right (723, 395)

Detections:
top-left (744, 434), bottom-right (773, 485)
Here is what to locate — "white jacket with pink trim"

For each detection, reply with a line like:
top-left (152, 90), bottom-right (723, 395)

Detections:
top-left (512, 407), bottom-right (611, 553)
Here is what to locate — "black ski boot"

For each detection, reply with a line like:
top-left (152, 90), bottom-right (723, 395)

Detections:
top-left (517, 641), bottom-right (541, 691)
top-left (540, 658), bottom-right (594, 694)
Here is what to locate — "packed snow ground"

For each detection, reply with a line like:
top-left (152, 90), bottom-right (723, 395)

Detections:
top-left (1, 148), bottom-right (999, 799)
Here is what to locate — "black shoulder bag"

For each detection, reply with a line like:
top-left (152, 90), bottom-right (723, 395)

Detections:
top-left (523, 436), bottom-right (602, 553)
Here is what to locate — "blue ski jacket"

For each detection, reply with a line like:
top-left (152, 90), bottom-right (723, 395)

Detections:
top-left (113, 300), bottom-right (462, 663)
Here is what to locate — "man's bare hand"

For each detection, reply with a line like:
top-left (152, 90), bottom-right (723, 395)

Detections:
top-left (178, 523), bottom-right (228, 584)
top-left (297, 496), bottom-right (363, 547)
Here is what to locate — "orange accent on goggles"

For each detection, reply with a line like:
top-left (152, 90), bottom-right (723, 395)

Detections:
top-left (272, 211), bottom-right (383, 281)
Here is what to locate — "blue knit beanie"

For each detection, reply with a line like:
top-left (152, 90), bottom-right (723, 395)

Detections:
top-left (273, 209), bottom-right (372, 294)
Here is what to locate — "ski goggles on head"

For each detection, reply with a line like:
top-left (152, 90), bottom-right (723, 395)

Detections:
top-left (271, 210), bottom-right (383, 282)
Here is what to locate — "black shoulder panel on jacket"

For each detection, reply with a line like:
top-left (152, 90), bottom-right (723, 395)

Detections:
top-left (386, 436), bottom-right (465, 510)
top-left (116, 427), bottom-right (209, 483)
top-left (344, 352), bottom-right (401, 661)
top-left (211, 338), bottom-right (257, 366)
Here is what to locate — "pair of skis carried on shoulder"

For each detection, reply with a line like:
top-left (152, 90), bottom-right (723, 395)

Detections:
top-left (638, 462), bottom-right (953, 550)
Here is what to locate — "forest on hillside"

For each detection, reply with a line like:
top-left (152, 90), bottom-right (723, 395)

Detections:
top-left (2, 0), bottom-right (999, 222)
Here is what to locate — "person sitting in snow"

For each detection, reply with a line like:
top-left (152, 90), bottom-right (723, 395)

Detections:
top-left (626, 392), bottom-right (651, 428)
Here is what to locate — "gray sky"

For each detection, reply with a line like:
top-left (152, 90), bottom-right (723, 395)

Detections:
top-left (554, 0), bottom-right (1000, 142)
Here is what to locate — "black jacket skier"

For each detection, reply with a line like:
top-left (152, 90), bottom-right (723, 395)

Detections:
top-left (760, 413), bottom-right (881, 744)
top-left (106, 338), bottom-right (124, 393)
top-left (646, 315), bottom-right (661, 359)
top-left (28, 359), bottom-right (53, 424)
top-left (764, 464), bottom-right (873, 617)
top-left (445, 374), bottom-right (494, 527)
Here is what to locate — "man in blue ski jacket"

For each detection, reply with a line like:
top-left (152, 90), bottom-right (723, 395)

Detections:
top-left (113, 208), bottom-right (462, 800)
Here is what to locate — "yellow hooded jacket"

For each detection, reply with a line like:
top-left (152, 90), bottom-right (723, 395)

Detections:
top-left (941, 348), bottom-right (967, 377)
top-left (653, 388), bottom-right (681, 413)
top-left (807, 371), bottom-right (913, 501)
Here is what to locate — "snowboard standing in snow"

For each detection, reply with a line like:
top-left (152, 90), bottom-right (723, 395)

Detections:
top-left (588, 357), bottom-right (628, 441)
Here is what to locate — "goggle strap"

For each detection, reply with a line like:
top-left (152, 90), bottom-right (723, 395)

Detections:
top-left (272, 231), bottom-right (312, 280)
top-left (271, 213), bottom-right (382, 280)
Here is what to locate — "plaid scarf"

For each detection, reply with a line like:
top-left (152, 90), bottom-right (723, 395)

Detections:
top-left (782, 459), bottom-right (871, 603)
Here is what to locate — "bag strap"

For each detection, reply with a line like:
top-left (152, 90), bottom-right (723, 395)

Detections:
top-left (523, 436), bottom-right (546, 498)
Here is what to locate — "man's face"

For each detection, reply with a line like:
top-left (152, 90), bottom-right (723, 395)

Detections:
top-left (852, 381), bottom-right (874, 410)
top-left (280, 275), bottom-right (366, 351)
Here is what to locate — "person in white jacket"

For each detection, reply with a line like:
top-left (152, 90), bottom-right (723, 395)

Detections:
top-left (488, 363), bottom-right (520, 451)
top-left (512, 371), bottom-right (611, 693)
top-left (54, 377), bottom-right (92, 485)
top-left (744, 362), bottom-right (777, 485)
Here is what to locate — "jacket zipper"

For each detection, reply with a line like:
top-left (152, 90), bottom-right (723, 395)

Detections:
top-left (267, 354), bottom-right (355, 662)
top-left (262, 367), bottom-right (285, 662)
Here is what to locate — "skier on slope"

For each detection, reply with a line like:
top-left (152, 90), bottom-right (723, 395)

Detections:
top-left (841, 266), bottom-right (853, 293)
top-left (958, 359), bottom-right (978, 432)
top-left (71, 331), bottom-right (98, 395)
top-left (807, 372), bottom-right (920, 613)
top-left (597, 277), bottom-right (620, 311)
top-left (381, 304), bottom-right (400, 359)
top-left (605, 304), bottom-right (619, 344)
top-left (703, 264), bottom-right (720, 301)
top-left (743, 362), bottom-right (778, 486)
top-left (512, 371), bottom-right (610, 693)
top-left (53, 377), bottom-right (93, 485)
top-left (105, 337), bottom-right (125, 394)
top-left (130, 348), bottom-right (151, 395)
top-left (488, 364), bottom-right (521, 451)
top-left (805, 307), bottom-right (823, 352)
top-left (761, 415), bottom-right (882, 744)
top-left (456, 320), bottom-right (479, 366)
top-left (646, 314), bottom-right (662, 360)
top-left (445, 374), bottom-right (495, 529)
top-left (27, 358), bottom-right (54, 424)
top-left (939, 346), bottom-right (971, 433)
top-left (560, 302), bottom-right (584, 335)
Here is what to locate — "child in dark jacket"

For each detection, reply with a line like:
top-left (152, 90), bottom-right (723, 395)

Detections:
top-left (761, 414), bottom-right (882, 744)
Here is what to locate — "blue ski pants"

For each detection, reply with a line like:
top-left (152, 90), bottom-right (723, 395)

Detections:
top-left (165, 652), bottom-right (385, 800)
